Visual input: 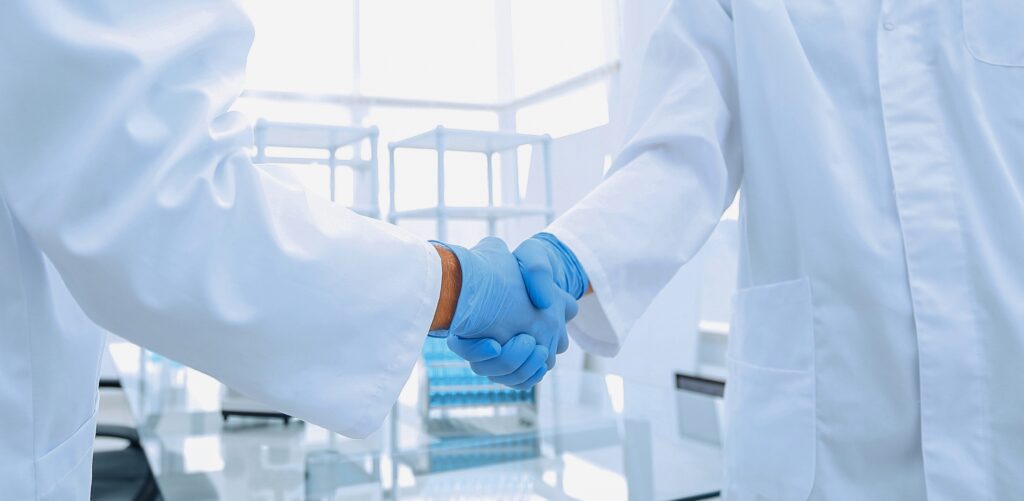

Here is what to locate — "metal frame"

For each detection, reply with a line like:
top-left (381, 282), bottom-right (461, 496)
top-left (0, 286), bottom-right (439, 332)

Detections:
top-left (253, 119), bottom-right (381, 218)
top-left (240, 61), bottom-right (620, 116)
top-left (387, 126), bottom-right (553, 241)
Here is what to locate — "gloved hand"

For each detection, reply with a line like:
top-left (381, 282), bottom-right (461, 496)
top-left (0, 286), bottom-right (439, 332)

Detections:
top-left (431, 237), bottom-right (577, 370)
top-left (446, 334), bottom-right (551, 390)
top-left (514, 232), bottom-right (590, 308)
top-left (442, 234), bottom-right (587, 389)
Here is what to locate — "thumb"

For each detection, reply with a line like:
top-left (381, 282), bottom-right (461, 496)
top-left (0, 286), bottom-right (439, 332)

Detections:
top-left (515, 240), bottom-right (557, 309)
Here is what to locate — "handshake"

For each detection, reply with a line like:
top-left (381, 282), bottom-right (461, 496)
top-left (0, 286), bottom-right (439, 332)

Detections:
top-left (431, 233), bottom-right (589, 390)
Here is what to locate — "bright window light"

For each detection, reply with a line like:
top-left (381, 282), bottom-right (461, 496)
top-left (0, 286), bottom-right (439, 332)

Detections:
top-left (604, 373), bottom-right (625, 413)
top-left (517, 144), bottom-right (533, 201)
top-left (360, 0), bottom-right (498, 103)
top-left (231, 97), bottom-right (351, 125)
top-left (511, 0), bottom-right (613, 97)
top-left (229, 0), bottom-right (618, 242)
top-left (238, 0), bottom-right (355, 94)
top-left (516, 82), bottom-right (609, 138)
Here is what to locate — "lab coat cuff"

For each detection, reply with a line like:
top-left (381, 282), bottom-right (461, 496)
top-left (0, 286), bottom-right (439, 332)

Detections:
top-left (566, 294), bottom-right (623, 357)
top-left (344, 239), bottom-right (441, 438)
top-left (544, 225), bottom-right (626, 356)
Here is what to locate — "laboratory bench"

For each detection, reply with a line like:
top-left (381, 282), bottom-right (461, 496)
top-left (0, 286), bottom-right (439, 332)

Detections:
top-left (106, 340), bottom-right (723, 500)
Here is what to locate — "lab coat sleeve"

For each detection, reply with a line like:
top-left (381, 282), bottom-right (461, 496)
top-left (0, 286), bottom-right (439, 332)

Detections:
top-left (0, 1), bottom-right (439, 438)
top-left (547, 0), bottom-right (741, 356)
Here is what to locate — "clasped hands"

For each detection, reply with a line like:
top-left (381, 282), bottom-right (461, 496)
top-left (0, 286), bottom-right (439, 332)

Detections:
top-left (432, 233), bottom-right (588, 390)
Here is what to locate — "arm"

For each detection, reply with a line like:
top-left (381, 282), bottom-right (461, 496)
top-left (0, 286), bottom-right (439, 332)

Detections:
top-left (543, 0), bottom-right (743, 355)
top-left (0, 0), bottom-right (438, 437)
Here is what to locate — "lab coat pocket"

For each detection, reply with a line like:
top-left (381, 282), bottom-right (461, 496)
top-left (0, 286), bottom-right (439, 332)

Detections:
top-left (35, 410), bottom-right (98, 499)
top-left (962, 0), bottom-right (1024, 67)
top-left (724, 278), bottom-right (815, 501)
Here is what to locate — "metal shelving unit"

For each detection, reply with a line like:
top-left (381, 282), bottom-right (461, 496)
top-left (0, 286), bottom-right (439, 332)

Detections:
top-left (387, 126), bottom-right (554, 239)
top-left (254, 119), bottom-right (381, 218)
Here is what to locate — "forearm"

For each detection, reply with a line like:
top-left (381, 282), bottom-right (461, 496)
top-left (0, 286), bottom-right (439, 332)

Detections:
top-left (0, 0), bottom-right (443, 437)
top-left (431, 244), bottom-right (462, 330)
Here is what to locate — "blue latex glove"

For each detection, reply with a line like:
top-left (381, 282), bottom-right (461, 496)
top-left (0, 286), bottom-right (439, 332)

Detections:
top-left (431, 237), bottom-right (577, 368)
top-left (444, 234), bottom-right (586, 389)
top-left (514, 232), bottom-right (589, 309)
top-left (446, 334), bottom-right (550, 390)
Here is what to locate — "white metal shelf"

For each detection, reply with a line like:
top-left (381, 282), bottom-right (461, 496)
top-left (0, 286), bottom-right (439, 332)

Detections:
top-left (387, 126), bottom-right (554, 240)
top-left (257, 156), bottom-right (372, 169)
top-left (253, 119), bottom-right (381, 218)
top-left (390, 127), bottom-right (548, 154)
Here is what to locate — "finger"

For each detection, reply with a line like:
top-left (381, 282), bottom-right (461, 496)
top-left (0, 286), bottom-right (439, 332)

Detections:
top-left (557, 330), bottom-right (570, 354)
top-left (545, 334), bottom-right (559, 370)
top-left (562, 291), bottom-right (580, 322)
top-left (515, 240), bottom-right (556, 309)
top-left (446, 336), bottom-right (500, 363)
top-left (469, 334), bottom-right (536, 377)
top-left (510, 365), bottom-right (548, 390)
top-left (490, 345), bottom-right (549, 387)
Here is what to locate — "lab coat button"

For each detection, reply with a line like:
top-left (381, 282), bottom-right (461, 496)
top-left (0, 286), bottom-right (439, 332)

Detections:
top-left (883, 22), bottom-right (897, 31)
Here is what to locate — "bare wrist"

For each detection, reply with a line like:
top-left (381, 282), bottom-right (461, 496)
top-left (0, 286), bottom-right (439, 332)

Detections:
top-left (430, 244), bottom-right (462, 331)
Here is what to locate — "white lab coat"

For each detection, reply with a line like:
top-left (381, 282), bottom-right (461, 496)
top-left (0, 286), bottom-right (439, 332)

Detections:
top-left (551, 0), bottom-right (1023, 499)
top-left (0, 2), bottom-right (439, 499)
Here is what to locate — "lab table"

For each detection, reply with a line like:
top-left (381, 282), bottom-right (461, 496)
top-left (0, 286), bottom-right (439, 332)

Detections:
top-left (106, 341), bottom-right (723, 500)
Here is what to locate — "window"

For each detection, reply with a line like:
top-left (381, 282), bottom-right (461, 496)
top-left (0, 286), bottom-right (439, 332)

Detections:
top-left (516, 82), bottom-right (610, 138)
top-left (231, 97), bottom-right (351, 125)
top-left (510, 0), bottom-right (615, 97)
top-left (230, 0), bottom-right (619, 239)
top-left (360, 0), bottom-right (499, 103)
top-left (238, 0), bottom-right (356, 94)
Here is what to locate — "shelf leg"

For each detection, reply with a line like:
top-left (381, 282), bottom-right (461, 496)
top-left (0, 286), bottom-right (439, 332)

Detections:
top-left (369, 130), bottom-right (380, 219)
top-left (388, 146), bottom-right (397, 224)
top-left (486, 152), bottom-right (496, 237)
top-left (436, 127), bottom-right (447, 242)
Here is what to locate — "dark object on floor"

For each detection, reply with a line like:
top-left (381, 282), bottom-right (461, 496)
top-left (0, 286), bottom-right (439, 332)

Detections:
top-left (91, 424), bottom-right (161, 501)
